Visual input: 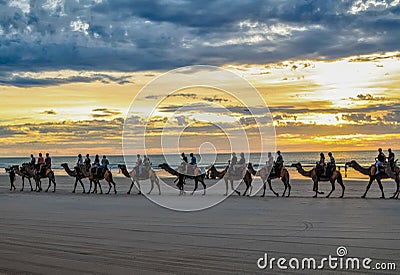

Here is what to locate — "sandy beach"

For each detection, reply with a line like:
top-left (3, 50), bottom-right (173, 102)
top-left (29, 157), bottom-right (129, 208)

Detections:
top-left (0, 174), bottom-right (399, 274)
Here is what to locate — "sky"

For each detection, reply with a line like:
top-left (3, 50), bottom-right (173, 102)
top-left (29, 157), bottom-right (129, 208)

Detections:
top-left (0, 0), bottom-right (399, 156)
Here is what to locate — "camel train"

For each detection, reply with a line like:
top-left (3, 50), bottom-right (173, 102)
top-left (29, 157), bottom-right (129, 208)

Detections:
top-left (4, 150), bottom-right (399, 199)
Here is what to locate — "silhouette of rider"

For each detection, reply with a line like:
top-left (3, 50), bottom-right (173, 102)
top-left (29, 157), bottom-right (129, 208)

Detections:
top-left (37, 153), bottom-right (45, 175)
top-left (84, 154), bottom-right (91, 172)
top-left (275, 150), bottom-right (284, 176)
top-left (388, 148), bottom-right (395, 171)
top-left (101, 155), bottom-right (109, 173)
top-left (230, 152), bottom-right (238, 173)
top-left (135, 154), bottom-right (143, 175)
top-left (30, 154), bottom-right (35, 167)
top-left (326, 152), bottom-right (335, 177)
top-left (238, 152), bottom-right (246, 165)
top-left (375, 148), bottom-right (386, 174)
top-left (45, 153), bottom-right (52, 169)
top-left (317, 152), bottom-right (326, 177)
top-left (266, 152), bottom-right (274, 175)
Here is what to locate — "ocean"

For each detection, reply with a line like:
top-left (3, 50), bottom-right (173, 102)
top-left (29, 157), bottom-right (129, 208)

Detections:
top-left (0, 150), bottom-right (394, 179)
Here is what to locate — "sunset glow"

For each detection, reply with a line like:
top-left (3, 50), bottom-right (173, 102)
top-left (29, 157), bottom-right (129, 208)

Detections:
top-left (1, 1), bottom-right (399, 156)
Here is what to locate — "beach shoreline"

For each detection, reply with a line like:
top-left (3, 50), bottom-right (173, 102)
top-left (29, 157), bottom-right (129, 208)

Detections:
top-left (0, 174), bottom-right (399, 274)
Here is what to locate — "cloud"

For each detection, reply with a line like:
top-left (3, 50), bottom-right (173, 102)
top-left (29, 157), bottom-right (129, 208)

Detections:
top-left (0, 72), bottom-right (133, 87)
top-left (1, 0), bottom-right (400, 72)
top-left (91, 108), bottom-right (121, 118)
top-left (41, 109), bottom-right (57, 115)
top-left (349, 93), bottom-right (386, 101)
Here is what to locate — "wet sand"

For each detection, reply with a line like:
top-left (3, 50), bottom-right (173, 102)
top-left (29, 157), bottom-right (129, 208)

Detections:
top-left (0, 174), bottom-right (399, 274)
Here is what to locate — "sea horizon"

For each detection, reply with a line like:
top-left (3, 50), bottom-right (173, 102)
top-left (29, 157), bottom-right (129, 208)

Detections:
top-left (2, 150), bottom-right (397, 179)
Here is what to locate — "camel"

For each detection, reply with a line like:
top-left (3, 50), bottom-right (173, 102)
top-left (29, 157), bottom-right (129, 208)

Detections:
top-left (118, 164), bottom-right (161, 195)
top-left (247, 163), bottom-right (291, 197)
top-left (60, 163), bottom-right (88, 193)
top-left (10, 165), bottom-right (34, 191)
top-left (61, 163), bottom-right (117, 194)
top-left (345, 160), bottom-right (400, 199)
top-left (158, 163), bottom-right (206, 195)
top-left (21, 163), bottom-right (57, 192)
top-left (290, 163), bottom-right (345, 198)
top-left (206, 164), bottom-right (253, 196)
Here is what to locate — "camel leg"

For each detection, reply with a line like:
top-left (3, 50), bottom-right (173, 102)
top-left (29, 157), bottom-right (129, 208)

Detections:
top-left (201, 179), bottom-right (206, 196)
top-left (231, 180), bottom-right (240, 195)
top-left (98, 181), bottom-right (103, 194)
top-left (242, 183), bottom-right (249, 196)
top-left (377, 179), bottom-right (385, 199)
top-left (268, 179), bottom-right (279, 197)
top-left (156, 178), bottom-right (161, 195)
top-left (390, 178), bottom-right (399, 199)
top-left (106, 181), bottom-right (111, 194)
top-left (45, 178), bottom-right (51, 192)
top-left (127, 180), bottom-right (134, 194)
top-left (362, 178), bottom-right (373, 198)
top-left (261, 181), bottom-right (266, 197)
top-left (20, 177), bottom-right (25, 191)
top-left (52, 178), bottom-right (56, 192)
top-left (286, 176), bottom-right (291, 198)
top-left (79, 179), bottom-right (85, 193)
top-left (191, 179), bottom-right (199, 195)
top-left (224, 179), bottom-right (229, 196)
top-left (136, 181), bottom-right (141, 195)
top-left (326, 180), bottom-right (335, 198)
top-left (92, 180), bottom-right (97, 194)
top-left (72, 178), bottom-right (78, 193)
top-left (282, 180), bottom-right (287, 197)
top-left (313, 180), bottom-right (318, 198)
top-left (148, 180), bottom-right (154, 195)
top-left (28, 178), bottom-right (33, 191)
top-left (337, 178), bottom-right (345, 198)
top-left (112, 180), bottom-right (117, 194)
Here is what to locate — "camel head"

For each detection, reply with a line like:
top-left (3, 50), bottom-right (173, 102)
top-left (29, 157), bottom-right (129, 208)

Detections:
top-left (5, 167), bottom-right (11, 173)
top-left (345, 160), bottom-right (354, 168)
top-left (60, 163), bottom-right (68, 168)
top-left (344, 160), bottom-right (358, 178)
top-left (117, 164), bottom-right (126, 169)
top-left (158, 163), bottom-right (168, 169)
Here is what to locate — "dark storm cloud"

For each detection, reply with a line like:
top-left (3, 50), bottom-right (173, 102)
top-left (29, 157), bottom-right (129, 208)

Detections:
top-left (0, 72), bottom-right (133, 87)
top-left (1, 0), bottom-right (399, 76)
